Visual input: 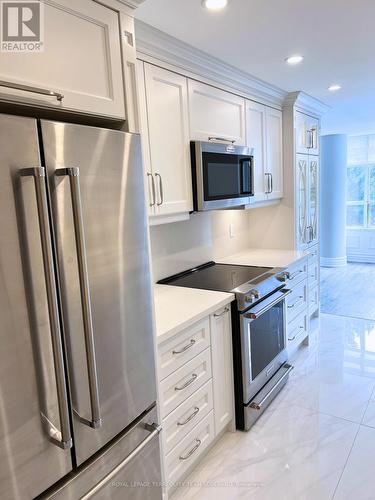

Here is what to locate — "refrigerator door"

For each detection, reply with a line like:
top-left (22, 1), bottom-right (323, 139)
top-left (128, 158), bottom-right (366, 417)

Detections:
top-left (41, 121), bottom-right (157, 465)
top-left (0, 114), bottom-right (73, 499)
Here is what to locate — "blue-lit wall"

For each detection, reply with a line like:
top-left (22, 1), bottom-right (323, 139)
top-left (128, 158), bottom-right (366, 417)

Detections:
top-left (320, 134), bottom-right (348, 267)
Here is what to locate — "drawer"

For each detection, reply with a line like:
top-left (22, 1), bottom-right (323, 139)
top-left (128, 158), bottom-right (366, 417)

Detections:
top-left (308, 244), bottom-right (319, 261)
top-left (286, 280), bottom-right (307, 323)
top-left (285, 259), bottom-right (308, 287)
top-left (309, 285), bottom-right (319, 315)
top-left (160, 348), bottom-right (212, 418)
top-left (158, 316), bottom-right (210, 380)
top-left (163, 380), bottom-right (213, 454)
top-left (308, 257), bottom-right (319, 290)
top-left (166, 411), bottom-right (215, 487)
top-left (287, 311), bottom-right (308, 345)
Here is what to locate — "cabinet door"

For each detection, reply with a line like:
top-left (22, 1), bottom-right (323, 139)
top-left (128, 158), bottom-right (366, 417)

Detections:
top-left (296, 154), bottom-right (309, 250)
top-left (136, 61), bottom-right (155, 215)
top-left (308, 157), bottom-right (319, 247)
top-left (144, 64), bottom-right (192, 216)
top-left (246, 100), bottom-right (267, 203)
top-left (188, 80), bottom-right (246, 145)
top-left (210, 306), bottom-right (233, 435)
top-left (265, 107), bottom-right (283, 200)
top-left (0, 0), bottom-right (125, 119)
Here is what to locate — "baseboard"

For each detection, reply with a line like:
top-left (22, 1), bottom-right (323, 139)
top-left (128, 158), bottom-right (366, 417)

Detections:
top-left (320, 256), bottom-right (347, 267)
top-left (347, 253), bottom-right (375, 264)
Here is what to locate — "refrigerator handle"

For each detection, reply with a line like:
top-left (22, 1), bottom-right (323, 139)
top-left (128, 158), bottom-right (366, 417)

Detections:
top-left (21, 167), bottom-right (73, 450)
top-left (56, 167), bottom-right (102, 430)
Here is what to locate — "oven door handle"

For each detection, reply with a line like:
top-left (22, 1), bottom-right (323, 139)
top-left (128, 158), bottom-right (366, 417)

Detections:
top-left (244, 289), bottom-right (291, 320)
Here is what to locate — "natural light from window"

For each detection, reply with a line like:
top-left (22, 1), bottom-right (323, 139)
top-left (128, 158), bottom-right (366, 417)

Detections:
top-left (347, 135), bottom-right (375, 228)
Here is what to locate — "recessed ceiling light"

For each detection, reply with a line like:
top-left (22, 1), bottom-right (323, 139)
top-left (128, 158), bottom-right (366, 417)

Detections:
top-left (285, 55), bottom-right (304, 65)
top-left (202, 0), bottom-right (228, 11)
top-left (328, 84), bottom-right (342, 91)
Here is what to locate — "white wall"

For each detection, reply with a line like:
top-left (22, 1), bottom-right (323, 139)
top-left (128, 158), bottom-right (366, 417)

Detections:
top-left (149, 210), bottom-right (252, 282)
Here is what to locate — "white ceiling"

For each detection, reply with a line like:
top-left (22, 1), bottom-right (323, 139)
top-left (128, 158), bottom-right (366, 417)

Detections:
top-left (136, 0), bottom-right (375, 136)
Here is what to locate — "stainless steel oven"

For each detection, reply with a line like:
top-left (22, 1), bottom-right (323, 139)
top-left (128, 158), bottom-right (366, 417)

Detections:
top-left (240, 288), bottom-right (293, 429)
top-left (190, 139), bottom-right (254, 211)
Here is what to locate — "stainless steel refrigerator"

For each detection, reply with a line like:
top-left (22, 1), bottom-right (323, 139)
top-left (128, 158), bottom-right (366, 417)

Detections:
top-left (0, 114), bottom-right (162, 499)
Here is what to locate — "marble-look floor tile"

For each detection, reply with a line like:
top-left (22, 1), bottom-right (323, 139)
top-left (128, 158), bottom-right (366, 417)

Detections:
top-left (320, 263), bottom-right (375, 321)
top-left (172, 406), bottom-right (358, 500)
top-left (333, 426), bottom-right (375, 500)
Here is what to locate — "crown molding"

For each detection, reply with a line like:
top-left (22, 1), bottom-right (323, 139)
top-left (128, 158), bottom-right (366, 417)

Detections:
top-left (118, 0), bottom-right (145, 8)
top-left (135, 20), bottom-right (288, 108)
top-left (284, 91), bottom-right (330, 117)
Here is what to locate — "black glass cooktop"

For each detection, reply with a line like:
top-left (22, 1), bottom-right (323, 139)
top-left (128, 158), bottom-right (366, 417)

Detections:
top-left (158, 261), bottom-right (272, 293)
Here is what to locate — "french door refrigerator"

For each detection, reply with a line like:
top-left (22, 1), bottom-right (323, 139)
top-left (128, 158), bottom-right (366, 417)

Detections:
top-left (0, 114), bottom-right (162, 499)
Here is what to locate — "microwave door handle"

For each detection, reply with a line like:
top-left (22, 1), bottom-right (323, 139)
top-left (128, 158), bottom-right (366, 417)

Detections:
top-left (250, 158), bottom-right (255, 196)
top-left (56, 167), bottom-right (102, 430)
top-left (244, 289), bottom-right (292, 320)
top-left (21, 167), bottom-right (72, 450)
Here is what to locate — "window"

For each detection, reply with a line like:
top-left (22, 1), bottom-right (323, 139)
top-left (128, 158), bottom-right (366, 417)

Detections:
top-left (347, 135), bottom-right (375, 228)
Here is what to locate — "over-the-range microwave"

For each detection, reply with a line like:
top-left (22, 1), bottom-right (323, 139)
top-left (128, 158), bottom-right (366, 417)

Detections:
top-left (190, 139), bottom-right (254, 211)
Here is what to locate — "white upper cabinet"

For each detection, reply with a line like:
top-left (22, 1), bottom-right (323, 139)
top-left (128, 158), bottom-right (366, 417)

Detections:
top-left (245, 100), bottom-right (267, 203)
top-left (296, 154), bottom-right (319, 249)
top-left (265, 107), bottom-right (283, 200)
top-left (188, 80), bottom-right (246, 145)
top-left (143, 64), bottom-right (192, 217)
top-left (0, 0), bottom-right (125, 119)
top-left (295, 111), bottom-right (320, 156)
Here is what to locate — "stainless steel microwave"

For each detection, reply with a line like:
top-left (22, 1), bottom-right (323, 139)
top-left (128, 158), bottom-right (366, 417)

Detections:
top-left (190, 140), bottom-right (254, 211)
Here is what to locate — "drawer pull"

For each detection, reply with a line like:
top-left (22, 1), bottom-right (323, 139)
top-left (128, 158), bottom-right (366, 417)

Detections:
top-left (287, 296), bottom-right (304, 309)
top-left (214, 306), bottom-right (230, 318)
top-left (0, 80), bottom-right (64, 101)
top-left (288, 326), bottom-right (305, 341)
top-left (172, 339), bottom-right (196, 354)
top-left (177, 406), bottom-right (200, 426)
top-left (179, 438), bottom-right (202, 460)
top-left (175, 373), bottom-right (197, 391)
top-left (289, 270), bottom-right (304, 280)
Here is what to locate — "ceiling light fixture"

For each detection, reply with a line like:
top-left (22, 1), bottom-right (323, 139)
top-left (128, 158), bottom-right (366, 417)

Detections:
top-left (328, 84), bottom-right (342, 91)
top-left (285, 55), bottom-right (304, 65)
top-left (202, 0), bottom-right (228, 11)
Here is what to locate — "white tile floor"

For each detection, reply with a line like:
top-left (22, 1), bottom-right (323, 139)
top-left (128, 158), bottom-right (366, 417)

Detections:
top-left (172, 313), bottom-right (375, 500)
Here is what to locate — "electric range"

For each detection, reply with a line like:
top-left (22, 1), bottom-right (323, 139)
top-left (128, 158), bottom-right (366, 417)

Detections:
top-left (159, 261), bottom-right (293, 430)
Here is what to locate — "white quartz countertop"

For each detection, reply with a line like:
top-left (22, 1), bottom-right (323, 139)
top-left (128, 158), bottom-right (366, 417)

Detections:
top-left (153, 284), bottom-right (234, 344)
top-left (217, 248), bottom-right (309, 268)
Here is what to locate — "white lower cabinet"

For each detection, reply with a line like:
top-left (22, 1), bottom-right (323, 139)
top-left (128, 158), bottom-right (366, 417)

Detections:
top-left (285, 257), bottom-right (309, 354)
top-left (157, 303), bottom-right (234, 493)
top-left (210, 306), bottom-right (234, 435)
top-left (165, 411), bottom-right (215, 487)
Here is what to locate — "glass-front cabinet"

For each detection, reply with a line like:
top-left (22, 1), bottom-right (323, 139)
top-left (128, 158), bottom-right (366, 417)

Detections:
top-left (296, 154), bottom-right (319, 249)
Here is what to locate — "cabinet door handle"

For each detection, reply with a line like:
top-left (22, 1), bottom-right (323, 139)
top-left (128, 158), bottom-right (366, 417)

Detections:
top-left (155, 173), bottom-right (163, 206)
top-left (147, 173), bottom-right (155, 206)
top-left (175, 373), bottom-right (197, 391)
top-left (287, 296), bottom-right (304, 309)
top-left (177, 407), bottom-right (200, 426)
top-left (265, 173), bottom-right (272, 194)
top-left (172, 339), bottom-right (196, 354)
top-left (179, 439), bottom-right (202, 460)
top-left (270, 173), bottom-right (273, 193)
top-left (0, 80), bottom-right (64, 101)
top-left (214, 306), bottom-right (230, 317)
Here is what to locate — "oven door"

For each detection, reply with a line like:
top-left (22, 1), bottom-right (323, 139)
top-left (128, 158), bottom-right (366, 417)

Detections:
top-left (193, 142), bottom-right (254, 210)
top-left (240, 289), bottom-right (290, 403)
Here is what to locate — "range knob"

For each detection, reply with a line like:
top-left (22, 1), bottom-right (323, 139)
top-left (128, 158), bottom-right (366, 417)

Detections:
top-left (245, 290), bottom-right (260, 303)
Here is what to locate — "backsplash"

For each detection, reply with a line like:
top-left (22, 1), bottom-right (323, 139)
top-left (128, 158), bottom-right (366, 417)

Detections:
top-left (149, 210), bottom-right (252, 282)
